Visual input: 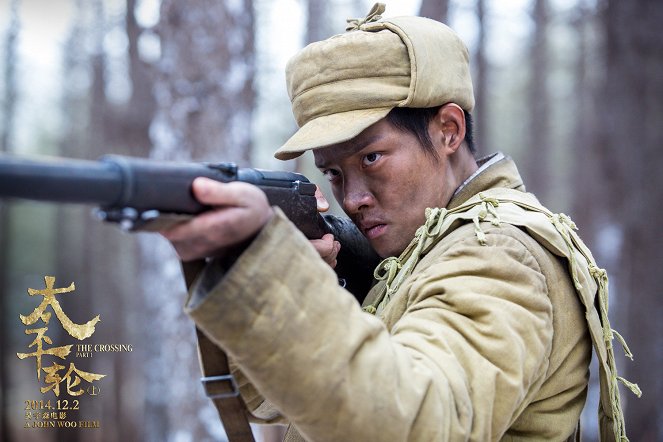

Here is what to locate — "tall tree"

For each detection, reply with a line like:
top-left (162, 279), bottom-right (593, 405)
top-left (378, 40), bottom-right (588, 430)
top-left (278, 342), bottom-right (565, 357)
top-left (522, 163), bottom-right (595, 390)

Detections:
top-left (522, 0), bottom-right (551, 202)
top-left (571, 3), bottom-right (601, 238)
top-left (73, 2), bottom-right (130, 441)
top-left (473, 0), bottom-right (489, 156)
top-left (0, 1), bottom-right (20, 440)
top-left (600, 1), bottom-right (663, 439)
top-left (122, 0), bottom-right (156, 152)
top-left (419, 0), bottom-right (451, 23)
top-left (55, 1), bottom-right (155, 440)
top-left (570, 4), bottom-right (603, 440)
top-left (0, 0), bottom-right (19, 153)
top-left (140, 0), bottom-right (256, 440)
top-left (306, 0), bottom-right (331, 44)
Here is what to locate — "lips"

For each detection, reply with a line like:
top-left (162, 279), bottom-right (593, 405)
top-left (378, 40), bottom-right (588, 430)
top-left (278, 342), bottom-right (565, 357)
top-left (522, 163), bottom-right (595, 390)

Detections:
top-left (358, 219), bottom-right (388, 240)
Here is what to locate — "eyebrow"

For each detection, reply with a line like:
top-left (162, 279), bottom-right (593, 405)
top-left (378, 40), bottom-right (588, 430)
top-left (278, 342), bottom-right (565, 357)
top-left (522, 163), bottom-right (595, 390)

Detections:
top-left (315, 133), bottom-right (385, 169)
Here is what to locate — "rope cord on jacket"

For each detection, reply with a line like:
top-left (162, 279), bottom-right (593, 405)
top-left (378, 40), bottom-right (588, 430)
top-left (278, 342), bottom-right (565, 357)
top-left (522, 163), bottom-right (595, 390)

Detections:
top-left (363, 190), bottom-right (641, 441)
top-left (548, 211), bottom-right (642, 441)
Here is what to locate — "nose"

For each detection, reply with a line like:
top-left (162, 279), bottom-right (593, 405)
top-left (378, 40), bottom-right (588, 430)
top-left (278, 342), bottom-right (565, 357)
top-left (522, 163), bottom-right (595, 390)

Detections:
top-left (342, 178), bottom-right (373, 215)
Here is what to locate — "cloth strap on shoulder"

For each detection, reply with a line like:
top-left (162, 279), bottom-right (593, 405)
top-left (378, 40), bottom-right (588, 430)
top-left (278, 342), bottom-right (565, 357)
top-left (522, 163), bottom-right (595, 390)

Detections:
top-left (367, 188), bottom-right (640, 441)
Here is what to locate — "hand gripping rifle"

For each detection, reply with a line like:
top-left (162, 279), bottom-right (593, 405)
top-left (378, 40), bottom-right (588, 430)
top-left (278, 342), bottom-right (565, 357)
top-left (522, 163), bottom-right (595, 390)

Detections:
top-left (0, 153), bottom-right (380, 300)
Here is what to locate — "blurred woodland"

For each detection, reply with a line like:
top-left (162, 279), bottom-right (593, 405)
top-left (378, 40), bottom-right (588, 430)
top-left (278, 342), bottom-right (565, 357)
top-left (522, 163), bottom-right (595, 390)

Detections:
top-left (0, 0), bottom-right (661, 441)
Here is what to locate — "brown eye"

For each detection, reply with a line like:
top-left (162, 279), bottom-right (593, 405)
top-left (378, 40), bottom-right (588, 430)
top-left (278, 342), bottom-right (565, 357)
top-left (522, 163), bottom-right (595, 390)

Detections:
top-left (362, 152), bottom-right (382, 166)
top-left (323, 169), bottom-right (340, 182)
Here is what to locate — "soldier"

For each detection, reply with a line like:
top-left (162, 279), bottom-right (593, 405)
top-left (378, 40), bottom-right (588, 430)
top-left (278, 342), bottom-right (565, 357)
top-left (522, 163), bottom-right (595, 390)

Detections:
top-left (162, 4), bottom-right (636, 441)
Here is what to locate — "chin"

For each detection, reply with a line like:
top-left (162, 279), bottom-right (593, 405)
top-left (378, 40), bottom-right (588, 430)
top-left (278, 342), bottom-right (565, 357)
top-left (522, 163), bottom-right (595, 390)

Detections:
top-left (373, 242), bottom-right (403, 259)
top-left (371, 244), bottom-right (389, 259)
top-left (369, 229), bottom-right (409, 258)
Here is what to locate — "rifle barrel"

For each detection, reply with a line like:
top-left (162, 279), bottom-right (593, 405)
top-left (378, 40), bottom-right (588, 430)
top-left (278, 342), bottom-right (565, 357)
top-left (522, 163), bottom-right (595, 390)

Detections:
top-left (0, 154), bottom-right (317, 214)
top-left (0, 155), bottom-right (123, 206)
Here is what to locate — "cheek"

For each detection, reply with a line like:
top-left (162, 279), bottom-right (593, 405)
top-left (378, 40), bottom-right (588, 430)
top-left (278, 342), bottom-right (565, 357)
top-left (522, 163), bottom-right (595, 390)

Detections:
top-left (383, 166), bottom-right (446, 219)
top-left (381, 170), bottom-right (432, 207)
top-left (331, 185), bottom-right (343, 206)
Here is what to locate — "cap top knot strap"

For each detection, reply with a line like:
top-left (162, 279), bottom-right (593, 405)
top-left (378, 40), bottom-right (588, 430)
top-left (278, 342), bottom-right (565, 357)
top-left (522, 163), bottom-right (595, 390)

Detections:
top-left (346, 2), bottom-right (386, 31)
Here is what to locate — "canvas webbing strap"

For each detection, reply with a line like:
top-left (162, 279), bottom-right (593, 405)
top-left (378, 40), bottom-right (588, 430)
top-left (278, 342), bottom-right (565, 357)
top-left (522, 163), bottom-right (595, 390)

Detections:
top-left (196, 329), bottom-right (255, 442)
top-left (367, 189), bottom-right (640, 441)
top-left (182, 260), bottom-right (255, 442)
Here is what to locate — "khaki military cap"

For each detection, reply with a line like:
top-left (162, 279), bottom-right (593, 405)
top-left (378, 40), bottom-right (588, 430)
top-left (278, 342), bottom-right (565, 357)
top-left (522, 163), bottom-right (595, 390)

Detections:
top-left (274, 3), bottom-right (475, 160)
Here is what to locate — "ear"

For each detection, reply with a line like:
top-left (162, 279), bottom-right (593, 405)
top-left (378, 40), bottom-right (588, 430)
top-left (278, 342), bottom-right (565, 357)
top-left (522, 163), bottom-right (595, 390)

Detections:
top-left (429, 103), bottom-right (466, 155)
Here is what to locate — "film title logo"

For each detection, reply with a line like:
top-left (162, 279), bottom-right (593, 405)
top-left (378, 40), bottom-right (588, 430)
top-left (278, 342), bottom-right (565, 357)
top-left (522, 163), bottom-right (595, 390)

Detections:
top-left (17, 276), bottom-right (105, 397)
top-left (75, 343), bottom-right (134, 358)
top-left (17, 276), bottom-right (134, 430)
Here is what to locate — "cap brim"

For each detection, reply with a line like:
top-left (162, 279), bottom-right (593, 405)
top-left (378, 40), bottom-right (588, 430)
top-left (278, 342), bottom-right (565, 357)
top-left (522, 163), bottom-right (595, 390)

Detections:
top-left (274, 107), bottom-right (393, 160)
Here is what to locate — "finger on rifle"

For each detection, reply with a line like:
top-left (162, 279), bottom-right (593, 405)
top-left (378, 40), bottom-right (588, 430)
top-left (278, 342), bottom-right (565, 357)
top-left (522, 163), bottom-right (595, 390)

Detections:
top-left (315, 185), bottom-right (330, 213)
top-left (312, 233), bottom-right (335, 258)
top-left (161, 204), bottom-right (274, 261)
top-left (310, 233), bottom-right (341, 266)
top-left (192, 177), bottom-right (263, 207)
top-left (162, 179), bottom-right (272, 245)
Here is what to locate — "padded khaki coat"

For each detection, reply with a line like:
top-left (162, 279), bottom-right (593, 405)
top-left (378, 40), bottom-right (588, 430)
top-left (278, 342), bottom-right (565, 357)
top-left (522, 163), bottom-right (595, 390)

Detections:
top-left (186, 156), bottom-right (591, 441)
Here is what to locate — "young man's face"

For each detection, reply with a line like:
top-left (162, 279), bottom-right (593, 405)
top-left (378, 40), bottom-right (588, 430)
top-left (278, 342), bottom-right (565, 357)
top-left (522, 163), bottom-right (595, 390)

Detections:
top-left (314, 118), bottom-right (458, 258)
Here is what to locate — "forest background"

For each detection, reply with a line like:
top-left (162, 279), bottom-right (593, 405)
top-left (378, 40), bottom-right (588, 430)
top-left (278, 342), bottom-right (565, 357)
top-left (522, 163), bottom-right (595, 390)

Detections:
top-left (0, 0), bottom-right (661, 441)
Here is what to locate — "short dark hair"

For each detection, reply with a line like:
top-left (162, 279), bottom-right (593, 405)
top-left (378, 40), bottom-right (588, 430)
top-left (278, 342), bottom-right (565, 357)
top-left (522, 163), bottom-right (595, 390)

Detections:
top-left (386, 106), bottom-right (476, 157)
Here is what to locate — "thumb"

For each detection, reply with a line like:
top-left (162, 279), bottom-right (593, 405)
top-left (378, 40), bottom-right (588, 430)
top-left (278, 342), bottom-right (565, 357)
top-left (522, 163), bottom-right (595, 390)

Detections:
top-left (315, 185), bottom-right (330, 213)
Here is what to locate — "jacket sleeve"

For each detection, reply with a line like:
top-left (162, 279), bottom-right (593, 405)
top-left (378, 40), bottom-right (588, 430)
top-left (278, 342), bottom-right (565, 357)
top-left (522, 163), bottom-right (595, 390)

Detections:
top-left (185, 209), bottom-right (553, 441)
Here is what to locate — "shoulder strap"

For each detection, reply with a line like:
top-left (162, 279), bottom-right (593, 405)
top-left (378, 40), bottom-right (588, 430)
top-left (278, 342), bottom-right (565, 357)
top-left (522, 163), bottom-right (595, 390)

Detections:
top-left (182, 260), bottom-right (255, 442)
top-left (469, 189), bottom-right (642, 441)
top-left (368, 188), bottom-right (640, 440)
top-left (196, 329), bottom-right (255, 441)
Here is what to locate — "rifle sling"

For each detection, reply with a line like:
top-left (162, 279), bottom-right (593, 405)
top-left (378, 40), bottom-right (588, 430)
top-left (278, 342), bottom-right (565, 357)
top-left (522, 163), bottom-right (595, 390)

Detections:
top-left (196, 329), bottom-right (255, 442)
top-left (182, 260), bottom-right (255, 442)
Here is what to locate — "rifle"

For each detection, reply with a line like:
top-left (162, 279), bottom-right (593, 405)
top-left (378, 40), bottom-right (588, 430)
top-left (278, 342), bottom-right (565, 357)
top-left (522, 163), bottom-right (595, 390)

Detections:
top-left (0, 153), bottom-right (380, 300)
